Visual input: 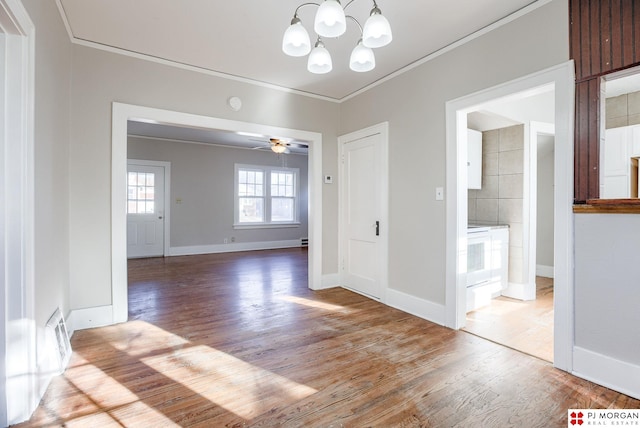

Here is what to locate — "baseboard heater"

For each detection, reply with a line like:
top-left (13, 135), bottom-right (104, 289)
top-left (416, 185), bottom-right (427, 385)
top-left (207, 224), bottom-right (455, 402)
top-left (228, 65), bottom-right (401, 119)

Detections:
top-left (300, 237), bottom-right (309, 247)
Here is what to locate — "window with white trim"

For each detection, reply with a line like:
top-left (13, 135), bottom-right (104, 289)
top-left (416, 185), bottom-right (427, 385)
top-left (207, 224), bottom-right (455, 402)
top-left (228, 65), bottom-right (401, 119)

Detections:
top-left (235, 164), bottom-right (299, 227)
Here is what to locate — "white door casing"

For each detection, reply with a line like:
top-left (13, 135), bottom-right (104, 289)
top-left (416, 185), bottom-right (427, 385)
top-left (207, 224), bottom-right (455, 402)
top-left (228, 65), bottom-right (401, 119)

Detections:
top-left (127, 160), bottom-right (169, 258)
top-left (112, 103), bottom-right (323, 324)
top-left (0, 0), bottom-right (36, 424)
top-left (339, 123), bottom-right (389, 301)
top-left (445, 61), bottom-right (575, 372)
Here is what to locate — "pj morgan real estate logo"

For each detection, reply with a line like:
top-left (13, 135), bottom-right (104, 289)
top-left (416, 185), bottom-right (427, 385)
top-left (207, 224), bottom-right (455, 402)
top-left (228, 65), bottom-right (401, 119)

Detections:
top-left (568, 409), bottom-right (640, 427)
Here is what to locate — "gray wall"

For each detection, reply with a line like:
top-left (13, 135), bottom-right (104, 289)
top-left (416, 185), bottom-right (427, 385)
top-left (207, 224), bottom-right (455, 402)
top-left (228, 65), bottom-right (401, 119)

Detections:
top-left (339, 0), bottom-right (569, 304)
top-left (606, 90), bottom-right (640, 129)
top-left (537, 145), bottom-right (555, 269)
top-left (128, 137), bottom-right (309, 248)
top-left (68, 46), bottom-right (339, 310)
top-left (21, 0), bottom-right (72, 361)
top-left (575, 214), bottom-right (640, 365)
top-left (14, 0), bottom-right (640, 410)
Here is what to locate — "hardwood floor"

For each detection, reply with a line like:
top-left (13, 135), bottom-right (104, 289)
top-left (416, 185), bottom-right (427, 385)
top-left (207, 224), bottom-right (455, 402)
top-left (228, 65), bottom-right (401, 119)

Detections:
top-left (15, 249), bottom-right (639, 427)
top-left (463, 277), bottom-right (554, 362)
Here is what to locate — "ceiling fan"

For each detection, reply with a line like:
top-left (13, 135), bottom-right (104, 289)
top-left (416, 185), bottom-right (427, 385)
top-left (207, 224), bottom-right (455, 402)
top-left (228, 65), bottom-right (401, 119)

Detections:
top-left (250, 137), bottom-right (308, 154)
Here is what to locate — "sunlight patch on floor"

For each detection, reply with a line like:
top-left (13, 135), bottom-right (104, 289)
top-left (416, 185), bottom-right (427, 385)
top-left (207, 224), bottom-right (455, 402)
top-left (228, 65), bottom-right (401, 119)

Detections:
top-left (104, 320), bottom-right (190, 356)
top-left (65, 363), bottom-right (140, 408)
top-left (141, 344), bottom-right (318, 420)
top-left (280, 295), bottom-right (346, 311)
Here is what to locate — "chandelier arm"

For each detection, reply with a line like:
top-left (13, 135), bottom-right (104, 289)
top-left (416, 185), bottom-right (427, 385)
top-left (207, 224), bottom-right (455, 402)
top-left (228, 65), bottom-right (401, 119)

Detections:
top-left (343, 0), bottom-right (379, 11)
top-left (293, 2), bottom-right (321, 17)
top-left (343, 0), bottom-right (357, 10)
top-left (345, 15), bottom-right (363, 35)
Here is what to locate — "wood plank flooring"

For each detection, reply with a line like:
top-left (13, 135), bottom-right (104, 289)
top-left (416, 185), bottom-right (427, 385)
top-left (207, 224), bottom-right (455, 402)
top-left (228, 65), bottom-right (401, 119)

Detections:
top-left (14, 248), bottom-right (639, 427)
top-left (463, 277), bottom-right (554, 362)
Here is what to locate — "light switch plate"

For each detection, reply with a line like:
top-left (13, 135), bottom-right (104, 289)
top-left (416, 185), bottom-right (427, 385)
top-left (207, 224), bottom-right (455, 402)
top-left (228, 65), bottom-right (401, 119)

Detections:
top-left (435, 187), bottom-right (444, 201)
top-left (324, 175), bottom-right (333, 184)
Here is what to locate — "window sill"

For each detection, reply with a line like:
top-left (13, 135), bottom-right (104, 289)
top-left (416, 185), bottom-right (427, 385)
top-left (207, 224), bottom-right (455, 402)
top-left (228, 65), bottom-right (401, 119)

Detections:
top-left (233, 223), bottom-right (301, 230)
top-left (573, 199), bottom-right (640, 214)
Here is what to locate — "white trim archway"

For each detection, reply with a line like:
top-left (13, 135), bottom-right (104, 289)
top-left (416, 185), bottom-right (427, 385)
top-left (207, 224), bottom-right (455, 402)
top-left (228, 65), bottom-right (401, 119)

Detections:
top-left (111, 103), bottom-right (323, 323)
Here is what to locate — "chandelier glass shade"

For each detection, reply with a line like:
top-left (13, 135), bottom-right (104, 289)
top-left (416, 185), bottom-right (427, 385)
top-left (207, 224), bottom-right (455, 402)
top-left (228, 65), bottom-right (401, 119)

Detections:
top-left (314, 0), bottom-right (347, 38)
top-left (349, 39), bottom-right (375, 72)
top-left (282, 0), bottom-right (392, 74)
top-left (308, 38), bottom-right (333, 74)
top-left (282, 18), bottom-right (311, 56)
top-left (362, 7), bottom-right (392, 48)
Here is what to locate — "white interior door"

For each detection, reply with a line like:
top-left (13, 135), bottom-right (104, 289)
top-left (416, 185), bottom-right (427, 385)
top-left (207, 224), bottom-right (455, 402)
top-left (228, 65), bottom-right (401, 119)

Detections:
top-left (340, 127), bottom-right (387, 299)
top-left (127, 162), bottom-right (165, 258)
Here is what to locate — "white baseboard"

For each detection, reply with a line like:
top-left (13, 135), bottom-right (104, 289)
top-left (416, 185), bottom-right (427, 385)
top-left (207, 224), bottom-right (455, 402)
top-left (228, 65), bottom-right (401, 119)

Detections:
top-left (67, 305), bottom-right (114, 333)
top-left (536, 264), bottom-right (554, 278)
top-left (501, 281), bottom-right (536, 301)
top-left (385, 288), bottom-right (445, 326)
top-left (169, 239), bottom-right (302, 256)
top-left (318, 273), bottom-right (340, 290)
top-left (573, 346), bottom-right (640, 400)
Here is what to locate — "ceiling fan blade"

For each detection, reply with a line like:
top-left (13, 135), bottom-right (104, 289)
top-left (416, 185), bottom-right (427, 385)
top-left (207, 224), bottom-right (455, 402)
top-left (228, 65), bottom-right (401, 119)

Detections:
top-left (286, 142), bottom-right (309, 148)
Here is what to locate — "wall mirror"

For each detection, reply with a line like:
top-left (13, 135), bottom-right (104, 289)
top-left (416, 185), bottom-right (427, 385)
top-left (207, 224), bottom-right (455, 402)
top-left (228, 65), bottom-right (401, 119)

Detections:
top-left (600, 65), bottom-right (640, 199)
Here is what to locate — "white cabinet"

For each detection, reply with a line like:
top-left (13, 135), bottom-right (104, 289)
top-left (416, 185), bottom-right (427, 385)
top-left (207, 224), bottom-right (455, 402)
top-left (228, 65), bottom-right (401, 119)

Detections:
top-left (632, 126), bottom-right (640, 157)
top-left (602, 125), bottom-right (640, 198)
top-left (467, 129), bottom-right (482, 189)
top-left (602, 127), bottom-right (630, 198)
top-left (604, 127), bottom-right (629, 176)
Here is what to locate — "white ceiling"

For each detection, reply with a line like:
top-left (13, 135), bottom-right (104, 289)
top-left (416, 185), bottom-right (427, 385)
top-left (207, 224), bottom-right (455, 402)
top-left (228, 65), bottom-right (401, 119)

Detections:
top-left (128, 121), bottom-right (310, 155)
top-left (57, 0), bottom-right (540, 101)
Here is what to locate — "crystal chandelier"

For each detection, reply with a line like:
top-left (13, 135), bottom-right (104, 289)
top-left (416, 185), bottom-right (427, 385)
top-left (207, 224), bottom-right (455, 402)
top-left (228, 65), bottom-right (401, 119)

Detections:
top-left (282, 0), bottom-right (392, 74)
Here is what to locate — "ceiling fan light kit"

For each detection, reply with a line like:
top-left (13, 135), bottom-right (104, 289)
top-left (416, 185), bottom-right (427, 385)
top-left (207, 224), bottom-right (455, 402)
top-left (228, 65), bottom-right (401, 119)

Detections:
top-left (282, 0), bottom-right (392, 74)
top-left (271, 143), bottom-right (289, 154)
top-left (250, 138), bottom-right (308, 154)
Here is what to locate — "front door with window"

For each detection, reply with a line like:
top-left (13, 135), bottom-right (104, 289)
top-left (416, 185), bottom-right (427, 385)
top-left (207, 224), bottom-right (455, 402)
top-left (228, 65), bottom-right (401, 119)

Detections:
top-left (127, 162), bottom-right (165, 258)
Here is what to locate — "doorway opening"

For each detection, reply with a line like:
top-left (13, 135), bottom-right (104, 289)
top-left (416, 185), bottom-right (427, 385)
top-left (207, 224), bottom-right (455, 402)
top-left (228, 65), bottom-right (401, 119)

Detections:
top-left (461, 97), bottom-right (556, 362)
top-left (445, 62), bottom-right (575, 372)
top-left (600, 65), bottom-right (640, 199)
top-left (112, 103), bottom-right (323, 324)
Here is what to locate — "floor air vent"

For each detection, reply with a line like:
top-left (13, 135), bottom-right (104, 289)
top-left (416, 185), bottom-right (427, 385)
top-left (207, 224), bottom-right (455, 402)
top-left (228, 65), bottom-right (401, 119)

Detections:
top-left (46, 308), bottom-right (72, 374)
